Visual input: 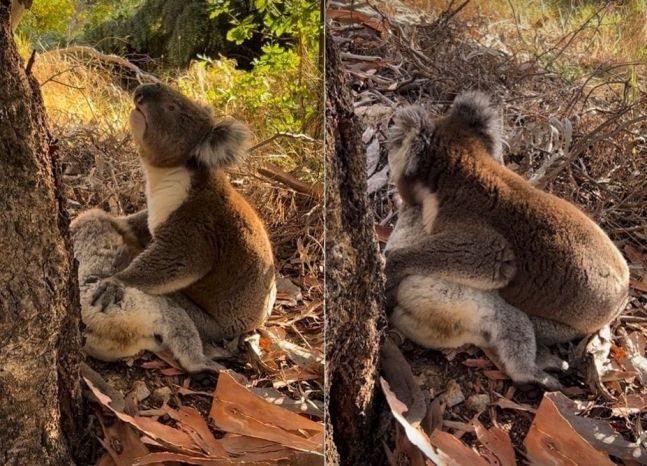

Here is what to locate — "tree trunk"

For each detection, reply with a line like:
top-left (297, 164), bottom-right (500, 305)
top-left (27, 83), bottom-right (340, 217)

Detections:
top-left (324, 32), bottom-right (387, 465)
top-left (0, 2), bottom-right (83, 464)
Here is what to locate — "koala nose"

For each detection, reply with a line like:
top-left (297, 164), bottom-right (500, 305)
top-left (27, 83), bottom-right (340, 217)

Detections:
top-left (133, 83), bottom-right (161, 105)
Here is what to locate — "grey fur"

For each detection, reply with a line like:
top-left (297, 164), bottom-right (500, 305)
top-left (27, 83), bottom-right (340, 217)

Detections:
top-left (193, 119), bottom-right (252, 169)
top-left (71, 209), bottom-right (225, 374)
top-left (449, 91), bottom-right (503, 162)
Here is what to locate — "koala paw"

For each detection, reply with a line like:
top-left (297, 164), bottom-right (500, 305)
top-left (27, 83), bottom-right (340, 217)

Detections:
top-left (91, 278), bottom-right (125, 312)
top-left (493, 244), bottom-right (516, 285)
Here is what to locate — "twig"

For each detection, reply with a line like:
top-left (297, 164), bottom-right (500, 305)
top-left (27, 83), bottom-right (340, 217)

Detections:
top-left (537, 110), bottom-right (647, 188)
top-left (41, 46), bottom-right (160, 84)
top-left (249, 131), bottom-right (319, 152)
top-left (25, 49), bottom-right (36, 75)
top-left (257, 163), bottom-right (323, 201)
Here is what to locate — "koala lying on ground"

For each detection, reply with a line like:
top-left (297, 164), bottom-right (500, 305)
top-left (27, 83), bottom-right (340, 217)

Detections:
top-left (91, 83), bottom-right (276, 343)
top-left (384, 91), bottom-right (629, 389)
top-left (71, 209), bottom-right (225, 373)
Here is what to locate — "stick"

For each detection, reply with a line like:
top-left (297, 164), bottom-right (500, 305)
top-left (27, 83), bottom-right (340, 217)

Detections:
top-left (257, 163), bottom-right (323, 201)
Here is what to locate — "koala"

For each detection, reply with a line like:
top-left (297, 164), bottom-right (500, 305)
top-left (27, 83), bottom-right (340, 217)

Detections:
top-left (71, 209), bottom-right (225, 373)
top-left (91, 83), bottom-right (277, 342)
top-left (384, 91), bottom-right (629, 389)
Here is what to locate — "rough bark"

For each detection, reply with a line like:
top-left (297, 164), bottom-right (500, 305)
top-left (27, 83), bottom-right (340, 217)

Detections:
top-left (324, 33), bottom-right (387, 465)
top-left (0, 1), bottom-right (83, 464)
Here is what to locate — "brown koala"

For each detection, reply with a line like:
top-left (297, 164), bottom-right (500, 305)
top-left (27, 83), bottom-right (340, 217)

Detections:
top-left (72, 209), bottom-right (226, 373)
top-left (384, 91), bottom-right (629, 389)
top-left (92, 83), bottom-right (276, 342)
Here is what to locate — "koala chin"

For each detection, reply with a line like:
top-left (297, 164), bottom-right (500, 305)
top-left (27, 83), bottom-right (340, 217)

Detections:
top-left (384, 91), bottom-right (629, 390)
top-left (82, 83), bottom-right (276, 368)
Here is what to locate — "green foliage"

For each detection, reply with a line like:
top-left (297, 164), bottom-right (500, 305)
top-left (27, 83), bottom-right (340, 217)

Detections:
top-left (17, 0), bottom-right (75, 46)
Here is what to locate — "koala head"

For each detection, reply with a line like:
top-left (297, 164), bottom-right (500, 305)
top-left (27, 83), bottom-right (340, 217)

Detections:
top-left (129, 83), bottom-right (251, 170)
top-left (388, 91), bottom-right (503, 204)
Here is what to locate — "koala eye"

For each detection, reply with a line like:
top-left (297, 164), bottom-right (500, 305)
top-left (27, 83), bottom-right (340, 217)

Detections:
top-left (167, 104), bottom-right (176, 112)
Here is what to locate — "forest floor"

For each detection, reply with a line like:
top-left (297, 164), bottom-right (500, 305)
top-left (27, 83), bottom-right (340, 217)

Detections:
top-left (329, 0), bottom-right (647, 464)
top-left (28, 46), bottom-right (324, 465)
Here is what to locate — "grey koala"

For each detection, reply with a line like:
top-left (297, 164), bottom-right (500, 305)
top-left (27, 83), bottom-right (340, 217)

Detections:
top-left (71, 208), bottom-right (226, 373)
top-left (384, 91), bottom-right (629, 389)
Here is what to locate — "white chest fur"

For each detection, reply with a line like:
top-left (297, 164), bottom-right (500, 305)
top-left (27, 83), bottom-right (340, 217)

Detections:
top-left (143, 163), bottom-right (191, 234)
top-left (415, 185), bottom-right (439, 233)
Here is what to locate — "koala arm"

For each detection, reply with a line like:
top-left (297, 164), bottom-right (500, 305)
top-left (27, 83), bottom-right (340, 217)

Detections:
top-left (91, 231), bottom-right (214, 309)
top-left (385, 223), bottom-right (516, 293)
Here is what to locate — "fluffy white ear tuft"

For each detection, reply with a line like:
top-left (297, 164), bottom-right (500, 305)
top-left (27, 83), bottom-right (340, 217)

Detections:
top-left (449, 91), bottom-right (503, 162)
top-left (388, 105), bottom-right (434, 178)
top-left (192, 119), bottom-right (252, 169)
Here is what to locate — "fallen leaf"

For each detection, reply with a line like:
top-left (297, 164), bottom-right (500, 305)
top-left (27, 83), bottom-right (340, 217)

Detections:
top-left (473, 420), bottom-right (516, 466)
top-left (544, 392), bottom-right (647, 463)
top-left (611, 393), bottom-right (647, 416)
top-left (326, 8), bottom-right (387, 34)
top-left (462, 358), bottom-right (494, 369)
top-left (483, 370), bottom-right (509, 380)
top-left (209, 371), bottom-right (323, 455)
top-left (380, 377), bottom-right (446, 464)
top-left (428, 430), bottom-right (489, 466)
top-left (98, 419), bottom-right (156, 466)
top-left (524, 392), bottom-right (615, 465)
top-left (163, 405), bottom-right (228, 457)
top-left (134, 452), bottom-right (272, 465)
top-left (84, 376), bottom-right (204, 455)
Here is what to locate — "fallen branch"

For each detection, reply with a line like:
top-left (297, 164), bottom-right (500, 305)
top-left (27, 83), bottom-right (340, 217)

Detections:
top-left (257, 163), bottom-right (323, 201)
top-left (41, 46), bottom-right (160, 84)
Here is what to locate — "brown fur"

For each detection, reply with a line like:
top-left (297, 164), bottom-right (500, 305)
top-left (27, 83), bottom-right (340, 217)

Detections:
top-left (92, 83), bottom-right (276, 341)
top-left (385, 92), bottom-right (629, 388)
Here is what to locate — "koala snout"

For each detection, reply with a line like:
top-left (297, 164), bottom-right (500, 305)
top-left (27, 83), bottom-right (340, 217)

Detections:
top-left (133, 83), bottom-right (161, 105)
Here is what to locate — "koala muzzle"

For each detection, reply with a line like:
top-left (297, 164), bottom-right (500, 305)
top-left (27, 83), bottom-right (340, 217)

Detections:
top-left (133, 83), bottom-right (162, 106)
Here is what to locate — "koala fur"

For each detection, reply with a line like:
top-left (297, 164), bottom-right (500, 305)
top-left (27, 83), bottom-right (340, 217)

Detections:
top-left (385, 91), bottom-right (629, 389)
top-left (71, 209), bottom-right (225, 373)
top-left (93, 83), bottom-right (276, 340)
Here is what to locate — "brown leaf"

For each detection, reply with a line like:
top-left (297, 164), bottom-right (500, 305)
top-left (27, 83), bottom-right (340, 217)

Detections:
top-left (209, 372), bottom-right (323, 454)
top-left (428, 430), bottom-right (489, 466)
top-left (541, 392), bottom-right (647, 463)
top-left (326, 9), bottom-right (387, 34)
top-left (163, 405), bottom-right (228, 457)
top-left (611, 393), bottom-right (647, 416)
top-left (473, 420), bottom-right (516, 466)
top-left (524, 392), bottom-right (615, 465)
top-left (84, 376), bottom-right (203, 455)
top-left (99, 417), bottom-right (157, 466)
top-left (134, 452), bottom-right (272, 465)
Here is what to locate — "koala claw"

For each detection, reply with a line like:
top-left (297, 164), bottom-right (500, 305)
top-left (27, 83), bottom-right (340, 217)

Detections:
top-left (91, 279), bottom-right (125, 311)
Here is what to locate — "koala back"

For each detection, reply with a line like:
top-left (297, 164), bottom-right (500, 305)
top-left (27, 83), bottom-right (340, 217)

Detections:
top-left (390, 92), bottom-right (629, 333)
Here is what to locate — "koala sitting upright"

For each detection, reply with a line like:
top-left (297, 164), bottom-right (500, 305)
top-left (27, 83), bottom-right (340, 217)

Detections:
top-left (92, 83), bottom-right (276, 343)
top-left (72, 209), bottom-right (226, 373)
top-left (384, 91), bottom-right (629, 389)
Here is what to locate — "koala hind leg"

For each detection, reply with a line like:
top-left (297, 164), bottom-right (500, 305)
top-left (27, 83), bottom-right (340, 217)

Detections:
top-left (530, 316), bottom-right (586, 346)
top-left (392, 275), bottom-right (561, 390)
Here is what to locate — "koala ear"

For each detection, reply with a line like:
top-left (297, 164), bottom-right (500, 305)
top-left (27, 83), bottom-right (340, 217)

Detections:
top-left (192, 119), bottom-right (252, 169)
top-left (388, 105), bottom-right (434, 178)
top-left (449, 91), bottom-right (503, 162)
